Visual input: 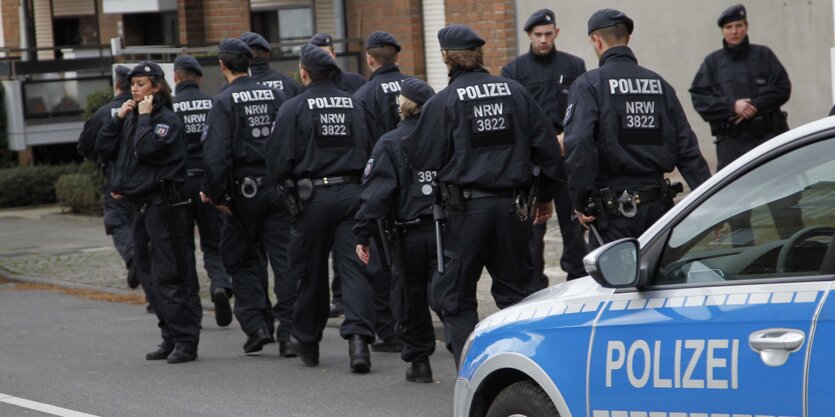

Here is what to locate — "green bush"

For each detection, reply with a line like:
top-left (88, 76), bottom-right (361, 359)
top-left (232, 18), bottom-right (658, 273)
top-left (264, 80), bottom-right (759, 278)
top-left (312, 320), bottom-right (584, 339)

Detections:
top-left (55, 171), bottom-right (104, 215)
top-left (0, 164), bottom-right (80, 208)
top-left (83, 88), bottom-right (114, 120)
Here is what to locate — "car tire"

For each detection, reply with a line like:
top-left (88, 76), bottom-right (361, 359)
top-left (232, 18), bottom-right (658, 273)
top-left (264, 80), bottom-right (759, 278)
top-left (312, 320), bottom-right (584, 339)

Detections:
top-left (485, 380), bottom-right (559, 417)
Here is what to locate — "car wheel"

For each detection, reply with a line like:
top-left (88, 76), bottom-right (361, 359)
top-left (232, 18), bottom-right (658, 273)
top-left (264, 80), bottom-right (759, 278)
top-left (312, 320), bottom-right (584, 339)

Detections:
top-left (485, 380), bottom-right (558, 417)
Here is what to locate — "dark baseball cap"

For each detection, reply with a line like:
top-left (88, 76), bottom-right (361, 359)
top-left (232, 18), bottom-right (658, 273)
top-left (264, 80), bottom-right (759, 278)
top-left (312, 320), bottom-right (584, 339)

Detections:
top-left (218, 38), bottom-right (252, 57)
top-left (240, 31), bottom-right (271, 52)
top-left (173, 55), bottom-right (203, 76)
top-left (365, 31), bottom-right (401, 52)
top-left (587, 9), bottom-right (634, 35)
top-left (300, 43), bottom-right (338, 72)
top-left (399, 78), bottom-right (434, 106)
top-left (310, 33), bottom-right (334, 47)
top-left (128, 61), bottom-right (164, 81)
top-left (524, 9), bottom-right (556, 32)
top-left (437, 24), bottom-right (485, 50)
top-left (114, 65), bottom-right (130, 82)
top-left (717, 4), bottom-right (747, 27)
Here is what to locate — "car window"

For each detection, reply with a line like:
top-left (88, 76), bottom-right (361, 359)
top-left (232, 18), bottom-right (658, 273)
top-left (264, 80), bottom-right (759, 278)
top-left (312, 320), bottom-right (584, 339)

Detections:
top-left (655, 137), bottom-right (835, 285)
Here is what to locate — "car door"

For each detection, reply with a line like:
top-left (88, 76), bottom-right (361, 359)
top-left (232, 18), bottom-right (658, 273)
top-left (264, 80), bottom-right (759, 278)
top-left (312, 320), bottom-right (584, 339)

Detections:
top-left (587, 135), bottom-right (835, 417)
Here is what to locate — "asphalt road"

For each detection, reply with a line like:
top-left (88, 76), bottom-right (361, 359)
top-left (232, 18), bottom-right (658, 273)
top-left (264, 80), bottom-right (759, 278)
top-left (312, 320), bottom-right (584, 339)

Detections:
top-left (0, 287), bottom-right (457, 417)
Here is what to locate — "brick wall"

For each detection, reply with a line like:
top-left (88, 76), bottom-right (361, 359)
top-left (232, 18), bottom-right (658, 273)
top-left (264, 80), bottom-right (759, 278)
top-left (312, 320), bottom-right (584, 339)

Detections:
top-left (202, 0), bottom-right (250, 43)
top-left (178, 0), bottom-right (205, 45)
top-left (97, 0), bottom-right (121, 46)
top-left (2, 0), bottom-right (20, 49)
top-left (443, 0), bottom-right (517, 75)
top-left (345, 0), bottom-right (426, 80)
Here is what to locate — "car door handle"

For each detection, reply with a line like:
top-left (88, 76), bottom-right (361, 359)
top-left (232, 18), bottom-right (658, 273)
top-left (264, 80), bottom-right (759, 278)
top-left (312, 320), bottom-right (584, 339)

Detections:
top-left (749, 328), bottom-right (805, 367)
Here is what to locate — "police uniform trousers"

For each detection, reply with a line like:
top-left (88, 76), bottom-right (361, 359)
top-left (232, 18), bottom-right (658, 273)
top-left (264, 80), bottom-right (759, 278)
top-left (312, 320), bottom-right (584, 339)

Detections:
top-left (432, 196), bottom-right (536, 364)
top-left (184, 175), bottom-right (231, 294)
top-left (717, 131), bottom-right (803, 245)
top-left (392, 224), bottom-right (438, 363)
top-left (133, 201), bottom-right (201, 349)
top-left (289, 183), bottom-right (375, 344)
top-left (220, 185), bottom-right (291, 338)
top-left (587, 200), bottom-right (668, 251)
top-left (529, 183), bottom-right (588, 290)
top-left (103, 182), bottom-right (135, 268)
top-left (368, 240), bottom-right (397, 342)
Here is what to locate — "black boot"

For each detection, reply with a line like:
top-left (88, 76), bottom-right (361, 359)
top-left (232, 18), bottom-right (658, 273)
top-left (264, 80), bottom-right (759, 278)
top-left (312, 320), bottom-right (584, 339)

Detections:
top-left (212, 288), bottom-right (233, 327)
top-left (291, 338), bottom-right (319, 366)
top-left (348, 335), bottom-right (371, 373)
top-left (406, 359), bottom-right (433, 383)
top-left (243, 328), bottom-right (274, 356)
top-left (126, 259), bottom-right (139, 289)
top-left (167, 346), bottom-right (198, 364)
top-left (371, 337), bottom-right (402, 353)
top-left (278, 340), bottom-right (298, 358)
top-left (145, 341), bottom-right (174, 360)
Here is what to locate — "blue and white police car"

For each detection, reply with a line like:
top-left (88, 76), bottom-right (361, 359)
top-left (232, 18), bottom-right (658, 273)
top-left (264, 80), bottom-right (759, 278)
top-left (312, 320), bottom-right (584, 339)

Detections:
top-left (454, 116), bottom-right (835, 417)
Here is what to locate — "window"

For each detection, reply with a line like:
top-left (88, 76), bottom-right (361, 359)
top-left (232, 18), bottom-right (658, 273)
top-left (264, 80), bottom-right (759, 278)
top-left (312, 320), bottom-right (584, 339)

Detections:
top-left (251, 7), bottom-right (313, 44)
top-left (655, 137), bottom-right (835, 285)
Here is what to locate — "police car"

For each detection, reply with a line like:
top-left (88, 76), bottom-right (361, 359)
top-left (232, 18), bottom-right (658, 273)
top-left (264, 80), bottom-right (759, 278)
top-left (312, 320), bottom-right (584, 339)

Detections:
top-left (454, 116), bottom-right (835, 417)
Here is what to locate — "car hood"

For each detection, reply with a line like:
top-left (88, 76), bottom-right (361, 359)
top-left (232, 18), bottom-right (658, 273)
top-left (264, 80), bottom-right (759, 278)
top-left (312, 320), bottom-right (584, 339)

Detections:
top-left (473, 276), bottom-right (614, 333)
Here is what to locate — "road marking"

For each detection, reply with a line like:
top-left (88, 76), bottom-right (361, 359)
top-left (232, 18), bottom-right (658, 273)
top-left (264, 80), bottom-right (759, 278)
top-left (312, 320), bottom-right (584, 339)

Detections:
top-left (0, 393), bottom-right (101, 417)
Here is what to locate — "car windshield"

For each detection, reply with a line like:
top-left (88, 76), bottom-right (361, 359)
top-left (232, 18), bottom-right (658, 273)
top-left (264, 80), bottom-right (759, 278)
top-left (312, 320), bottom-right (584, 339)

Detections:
top-left (656, 137), bottom-right (835, 285)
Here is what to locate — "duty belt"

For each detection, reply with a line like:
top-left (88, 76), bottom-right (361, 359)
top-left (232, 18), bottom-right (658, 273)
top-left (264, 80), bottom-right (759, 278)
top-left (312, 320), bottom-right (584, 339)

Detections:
top-left (235, 176), bottom-right (266, 199)
top-left (462, 188), bottom-right (515, 199)
top-left (311, 175), bottom-right (359, 187)
top-left (613, 188), bottom-right (662, 205)
top-left (186, 168), bottom-right (204, 177)
top-left (395, 215), bottom-right (435, 231)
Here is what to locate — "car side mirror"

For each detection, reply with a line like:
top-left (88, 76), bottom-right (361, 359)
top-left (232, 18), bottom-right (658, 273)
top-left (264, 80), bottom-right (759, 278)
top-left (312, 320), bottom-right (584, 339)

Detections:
top-left (583, 238), bottom-right (640, 288)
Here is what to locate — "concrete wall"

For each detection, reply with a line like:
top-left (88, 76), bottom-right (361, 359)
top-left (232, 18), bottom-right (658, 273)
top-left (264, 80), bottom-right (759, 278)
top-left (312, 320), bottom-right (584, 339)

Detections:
top-left (514, 0), bottom-right (834, 173)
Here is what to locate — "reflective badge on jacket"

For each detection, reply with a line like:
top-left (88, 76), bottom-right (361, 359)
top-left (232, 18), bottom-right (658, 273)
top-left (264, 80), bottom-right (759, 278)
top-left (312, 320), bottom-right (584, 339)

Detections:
top-left (154, 124), bottom-right (170, 138)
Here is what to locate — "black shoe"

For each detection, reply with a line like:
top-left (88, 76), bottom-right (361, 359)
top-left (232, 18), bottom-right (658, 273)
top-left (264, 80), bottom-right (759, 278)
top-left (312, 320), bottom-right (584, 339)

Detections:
top-left (212, 288), bottom-right (233, 327)
top-left (328, 301), bottom-right (344, 318)
top-left (145, 303), bottom-right (153, 314)
top-left (371, 338), bottom-right (402, 353)
top-left (278, 340), bottom-right (298, 358)
top-left (291, 338), bottom-right (319, 366)
top-left (348, 335), bottom-right (371, 373)
top-left (126, 260), bottom-right (139, 289)
top-left (145, 341), bottom-right (174, 360)
top-left (167, 346), bottom-right (198, 364)
top-left (406, 360), bottom-right (434, 383)
top-left (243, 328), bottom-right (274, 356)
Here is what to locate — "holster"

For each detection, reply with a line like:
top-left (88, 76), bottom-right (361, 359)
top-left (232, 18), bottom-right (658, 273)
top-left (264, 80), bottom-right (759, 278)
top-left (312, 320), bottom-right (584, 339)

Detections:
top-left (439, 183), bottom-right (464, 211)
top-left (277, 179), bottom-right (304, 217)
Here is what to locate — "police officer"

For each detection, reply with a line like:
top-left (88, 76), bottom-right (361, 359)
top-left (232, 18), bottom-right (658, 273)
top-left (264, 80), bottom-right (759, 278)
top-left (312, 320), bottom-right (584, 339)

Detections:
top-left (689, 4), bottom-right (799, 244)
top-left (201, 39), bottom-right (293, 356)
top-left (501, 9), bottom-right (588, 286)
top-left (239, 31), bottom-right (303, 98)
top-left (78, 65), bottom-right (137, 290)
top-left (310, 33), bottom-right (367, 94)
top-left (566, 9), bottom-right (711, 248)
top-left (98, 61), bottom-right (201, 363)
top-left (353, 31), bottom-right (414, 352)
top-left (355, 78), bottom-right (437, 382)
top-left (309, 33), bottom-right (366, 317)
top-left (402, 25), bottom-right (563, 365)
top-left (265, 44), bottom-right (375, 373)
top-left (172, 55), bottom-right (233, 327)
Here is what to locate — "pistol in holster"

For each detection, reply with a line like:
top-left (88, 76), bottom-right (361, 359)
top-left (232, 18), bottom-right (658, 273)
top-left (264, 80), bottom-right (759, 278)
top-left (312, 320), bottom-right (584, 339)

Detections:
top-left (277, 179), bottom-right (310, 217)
top-left (438, 182), bottom-right (464, 212)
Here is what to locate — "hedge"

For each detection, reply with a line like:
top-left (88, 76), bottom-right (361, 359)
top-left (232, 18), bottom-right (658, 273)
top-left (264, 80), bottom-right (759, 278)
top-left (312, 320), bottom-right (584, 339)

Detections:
top-left (0, 164), bottom-right (80, 208)
top-left (55, 161), bottom-right (105, 215)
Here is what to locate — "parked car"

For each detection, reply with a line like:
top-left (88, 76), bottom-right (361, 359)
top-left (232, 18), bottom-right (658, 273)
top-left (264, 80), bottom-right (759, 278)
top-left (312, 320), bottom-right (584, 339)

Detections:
top-left (455, 116), bottom-right (835, 417)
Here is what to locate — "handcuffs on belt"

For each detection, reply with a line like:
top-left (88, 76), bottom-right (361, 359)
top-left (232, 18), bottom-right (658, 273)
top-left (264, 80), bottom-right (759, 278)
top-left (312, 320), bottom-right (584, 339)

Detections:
top-left (240, 177), bottom-right (259, 199)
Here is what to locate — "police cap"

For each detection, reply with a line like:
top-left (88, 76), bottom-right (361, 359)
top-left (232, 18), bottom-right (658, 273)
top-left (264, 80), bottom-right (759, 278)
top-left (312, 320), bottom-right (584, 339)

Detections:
top-left (587, 9), bottom-right (634, 35)
top-left (128, 61), bottom-right (165, 81)
top-left (114, 65), bottom-right (130, 82)
top-left (239, 31), bottom-right (272, 52)
top-left (300, 43), bottom-right (338, 72)
top-left (437, 24), bottom-right (485, 50)
top-left (218, 38), bottom-right (252, 58)
top-left (309, 33), bottom-right (334, 47)
top-left (717, 4), bottom-right (746, 27)
top-left (524, 9), bottom-right (556, 32)
top-left (399, 78), bottom-right (434, 106)
top-left (365, 31), bottom-right (401, 52)
top-left (173, 55), bottom-right (203, 76)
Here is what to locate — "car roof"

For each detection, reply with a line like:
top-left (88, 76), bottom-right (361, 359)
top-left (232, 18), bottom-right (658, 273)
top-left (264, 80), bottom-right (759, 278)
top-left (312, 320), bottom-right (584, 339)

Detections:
top-left (639, 115), bottom-right (835, 246)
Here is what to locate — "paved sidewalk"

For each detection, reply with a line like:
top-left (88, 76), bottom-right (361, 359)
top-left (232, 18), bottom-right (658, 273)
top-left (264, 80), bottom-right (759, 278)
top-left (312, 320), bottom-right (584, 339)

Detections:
top-left (0, 205), bottom-right (570, 324)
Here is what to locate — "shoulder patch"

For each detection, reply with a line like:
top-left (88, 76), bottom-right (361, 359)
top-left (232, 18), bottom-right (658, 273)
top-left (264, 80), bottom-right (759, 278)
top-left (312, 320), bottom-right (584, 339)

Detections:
top-left (363, 158), bottom-right (374, 177)
top-left (563, 103), bottom-right (575, 126)
top-left (154, 123), bottom-right (170, 138)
